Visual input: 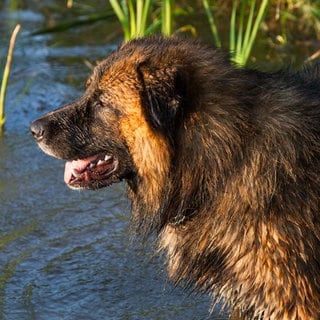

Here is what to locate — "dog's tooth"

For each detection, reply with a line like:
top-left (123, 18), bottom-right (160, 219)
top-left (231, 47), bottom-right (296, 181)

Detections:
top-left (72, 169), bottom-right (80, 178)
top-left (89, 163), bottom-right (95, 168)
top-left (104, 155), bottom-right (112, 161)
top-left (97, 160), bottom-right (105, 166)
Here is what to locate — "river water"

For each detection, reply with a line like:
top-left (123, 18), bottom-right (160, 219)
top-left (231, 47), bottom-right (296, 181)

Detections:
top-left (1, 1), bottom-right (318, 319)
top-left (0, 1), bottom-right (217, 319)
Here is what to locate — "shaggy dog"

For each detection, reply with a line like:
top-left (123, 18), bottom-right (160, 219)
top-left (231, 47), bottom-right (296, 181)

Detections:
top-left (30, 37), bottom-right (320, 319)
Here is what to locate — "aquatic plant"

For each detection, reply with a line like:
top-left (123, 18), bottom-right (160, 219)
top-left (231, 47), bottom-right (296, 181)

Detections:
top-left (109, 0), bottom-right (151, 40)
top-left (161, 0), bottom-right (174, 35)
top-left (202, 0), bottom-right (221, 47)
top-left (203, 0), bottom-right (268, 66)
top-left (230, 0), bottom-right (269, 66)
top-left (31, 1), bottom-right (320, 67)
top-left (109, 0), bottom-right (175, 41)
top-left (0, 24), bottom-right (21, 134)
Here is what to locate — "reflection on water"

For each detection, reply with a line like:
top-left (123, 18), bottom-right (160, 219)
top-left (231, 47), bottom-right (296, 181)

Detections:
top-left (0, 2), bottom-right (215, 320)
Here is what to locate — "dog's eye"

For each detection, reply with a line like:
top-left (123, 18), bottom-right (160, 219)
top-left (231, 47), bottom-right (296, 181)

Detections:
top-left (99, 97), bottom-right (112, 109)
top-left (99, 96), bottom-right (112, 108)
top-left (98, 96), bottom-right (121, 116)
top-left (99, 99), bottom-right (110, 108)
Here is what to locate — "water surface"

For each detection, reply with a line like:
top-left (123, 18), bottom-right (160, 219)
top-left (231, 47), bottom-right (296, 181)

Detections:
top-left (0, 2), bottom-right (215, 319)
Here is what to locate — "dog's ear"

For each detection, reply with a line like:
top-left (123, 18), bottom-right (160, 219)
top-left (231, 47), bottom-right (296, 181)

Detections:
top-left (137, 61), bottom-right (186, 134)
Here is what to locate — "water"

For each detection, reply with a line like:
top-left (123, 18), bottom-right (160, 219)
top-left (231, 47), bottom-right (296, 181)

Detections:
top-left (0, 1), bottom-right (215, 319)
top-left (2, 1), bottom-right (317, 319)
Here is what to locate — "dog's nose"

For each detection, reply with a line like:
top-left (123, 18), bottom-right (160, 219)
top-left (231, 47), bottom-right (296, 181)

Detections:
top-left (30, 118), bottom-right (46, 141)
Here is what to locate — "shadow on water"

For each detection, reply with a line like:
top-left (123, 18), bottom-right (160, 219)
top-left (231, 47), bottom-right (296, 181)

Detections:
top-left (0, 1), bottom-right (215, 320)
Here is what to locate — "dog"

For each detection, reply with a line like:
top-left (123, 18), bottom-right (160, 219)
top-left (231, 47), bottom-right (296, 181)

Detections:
top-left (30, 36), bottom-right (320, 319)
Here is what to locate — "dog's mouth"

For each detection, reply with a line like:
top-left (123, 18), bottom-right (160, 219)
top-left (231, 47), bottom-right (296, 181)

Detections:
top-left (64, 153), bottom-right (119, 190)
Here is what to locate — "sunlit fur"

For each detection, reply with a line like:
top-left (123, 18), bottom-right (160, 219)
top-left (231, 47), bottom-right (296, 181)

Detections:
top-left (31, 37), bottom-right (320, 319)
top-left (108, 38), bottom-right (320, 319)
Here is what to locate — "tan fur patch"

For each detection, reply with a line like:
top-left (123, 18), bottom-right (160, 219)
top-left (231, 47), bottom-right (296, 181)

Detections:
top-left (120, 102), bottom-right (171, 209)
top-left (98, 60), bottom-right (172, 210)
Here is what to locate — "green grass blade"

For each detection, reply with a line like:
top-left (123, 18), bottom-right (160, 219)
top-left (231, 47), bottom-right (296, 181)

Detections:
top-left (242, 0), bottom-right (256, 59)
top-left (243, 0), bottom-right (268, 65)
top-left (145, 19), bottom-right (161, 34)
top-left (136, 0), bottom-right (143, 36)
top-left (109, 0), bottom-right (125, 24)
top-left (230, 0), bottom-right (237, 56)
top-left (141, 0), bottom-right (152, 36)
top-left (162, 0), bottom-right (173, 36)
top-left (109, 0), bottom-right (130, 40)
top-left (236, 0), bottom-right (248, 57)
top-left (127, 0), bottom-right (136, 39)
top-left (202, 0), bottom-right (221, 47)
top-left (0, 24), bottom-right (21, 133)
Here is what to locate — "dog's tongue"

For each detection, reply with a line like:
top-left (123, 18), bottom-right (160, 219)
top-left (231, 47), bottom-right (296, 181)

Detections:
top-left (64, 155), bottom-right (100, 184)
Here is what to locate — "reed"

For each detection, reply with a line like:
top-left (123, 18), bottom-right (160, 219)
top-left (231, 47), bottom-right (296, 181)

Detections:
top-left (161, 0), bottom-right (174, 36)
top-left (202, 0), bottom-right (221, 47)
top-left (110, 0), bottom-right (175, 41)
top-left (202, 0), bottom-right (268, 66)
top-left (0, 24), bottom-right (21, 134)
top-left (109, 0), bottom-right (152, 40)
top-left (230, 0), bottom-right (268, 66)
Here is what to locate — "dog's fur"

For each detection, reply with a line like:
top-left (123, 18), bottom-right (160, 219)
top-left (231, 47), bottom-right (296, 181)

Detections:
top-left (30, 37), bottom-right (320, 319)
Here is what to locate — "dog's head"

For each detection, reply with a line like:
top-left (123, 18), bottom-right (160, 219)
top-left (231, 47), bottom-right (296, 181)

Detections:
top-left (30, 37), bottom-right (199, 191)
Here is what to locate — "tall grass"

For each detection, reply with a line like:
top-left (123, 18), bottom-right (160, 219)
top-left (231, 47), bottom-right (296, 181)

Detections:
top-left (161, 0), bottom-right (174, 35)
top-left (230, 0), bottom-right (268, 66)
top-left (32, 1), bottom-right (320, 67)
top-left (0, 24), bottom-right (21, 134)
top-left (109, 0), bottom-right (152, 40)
top-left (202, 0), bottom-right (221, 47)
top-left (109, 0), bottom-right (174, 41)
top-left (203, 0), bottom-right (268, 66)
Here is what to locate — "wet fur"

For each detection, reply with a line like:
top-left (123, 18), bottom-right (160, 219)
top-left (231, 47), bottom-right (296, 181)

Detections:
top-left (31, 37), bottom-right (320, 319)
